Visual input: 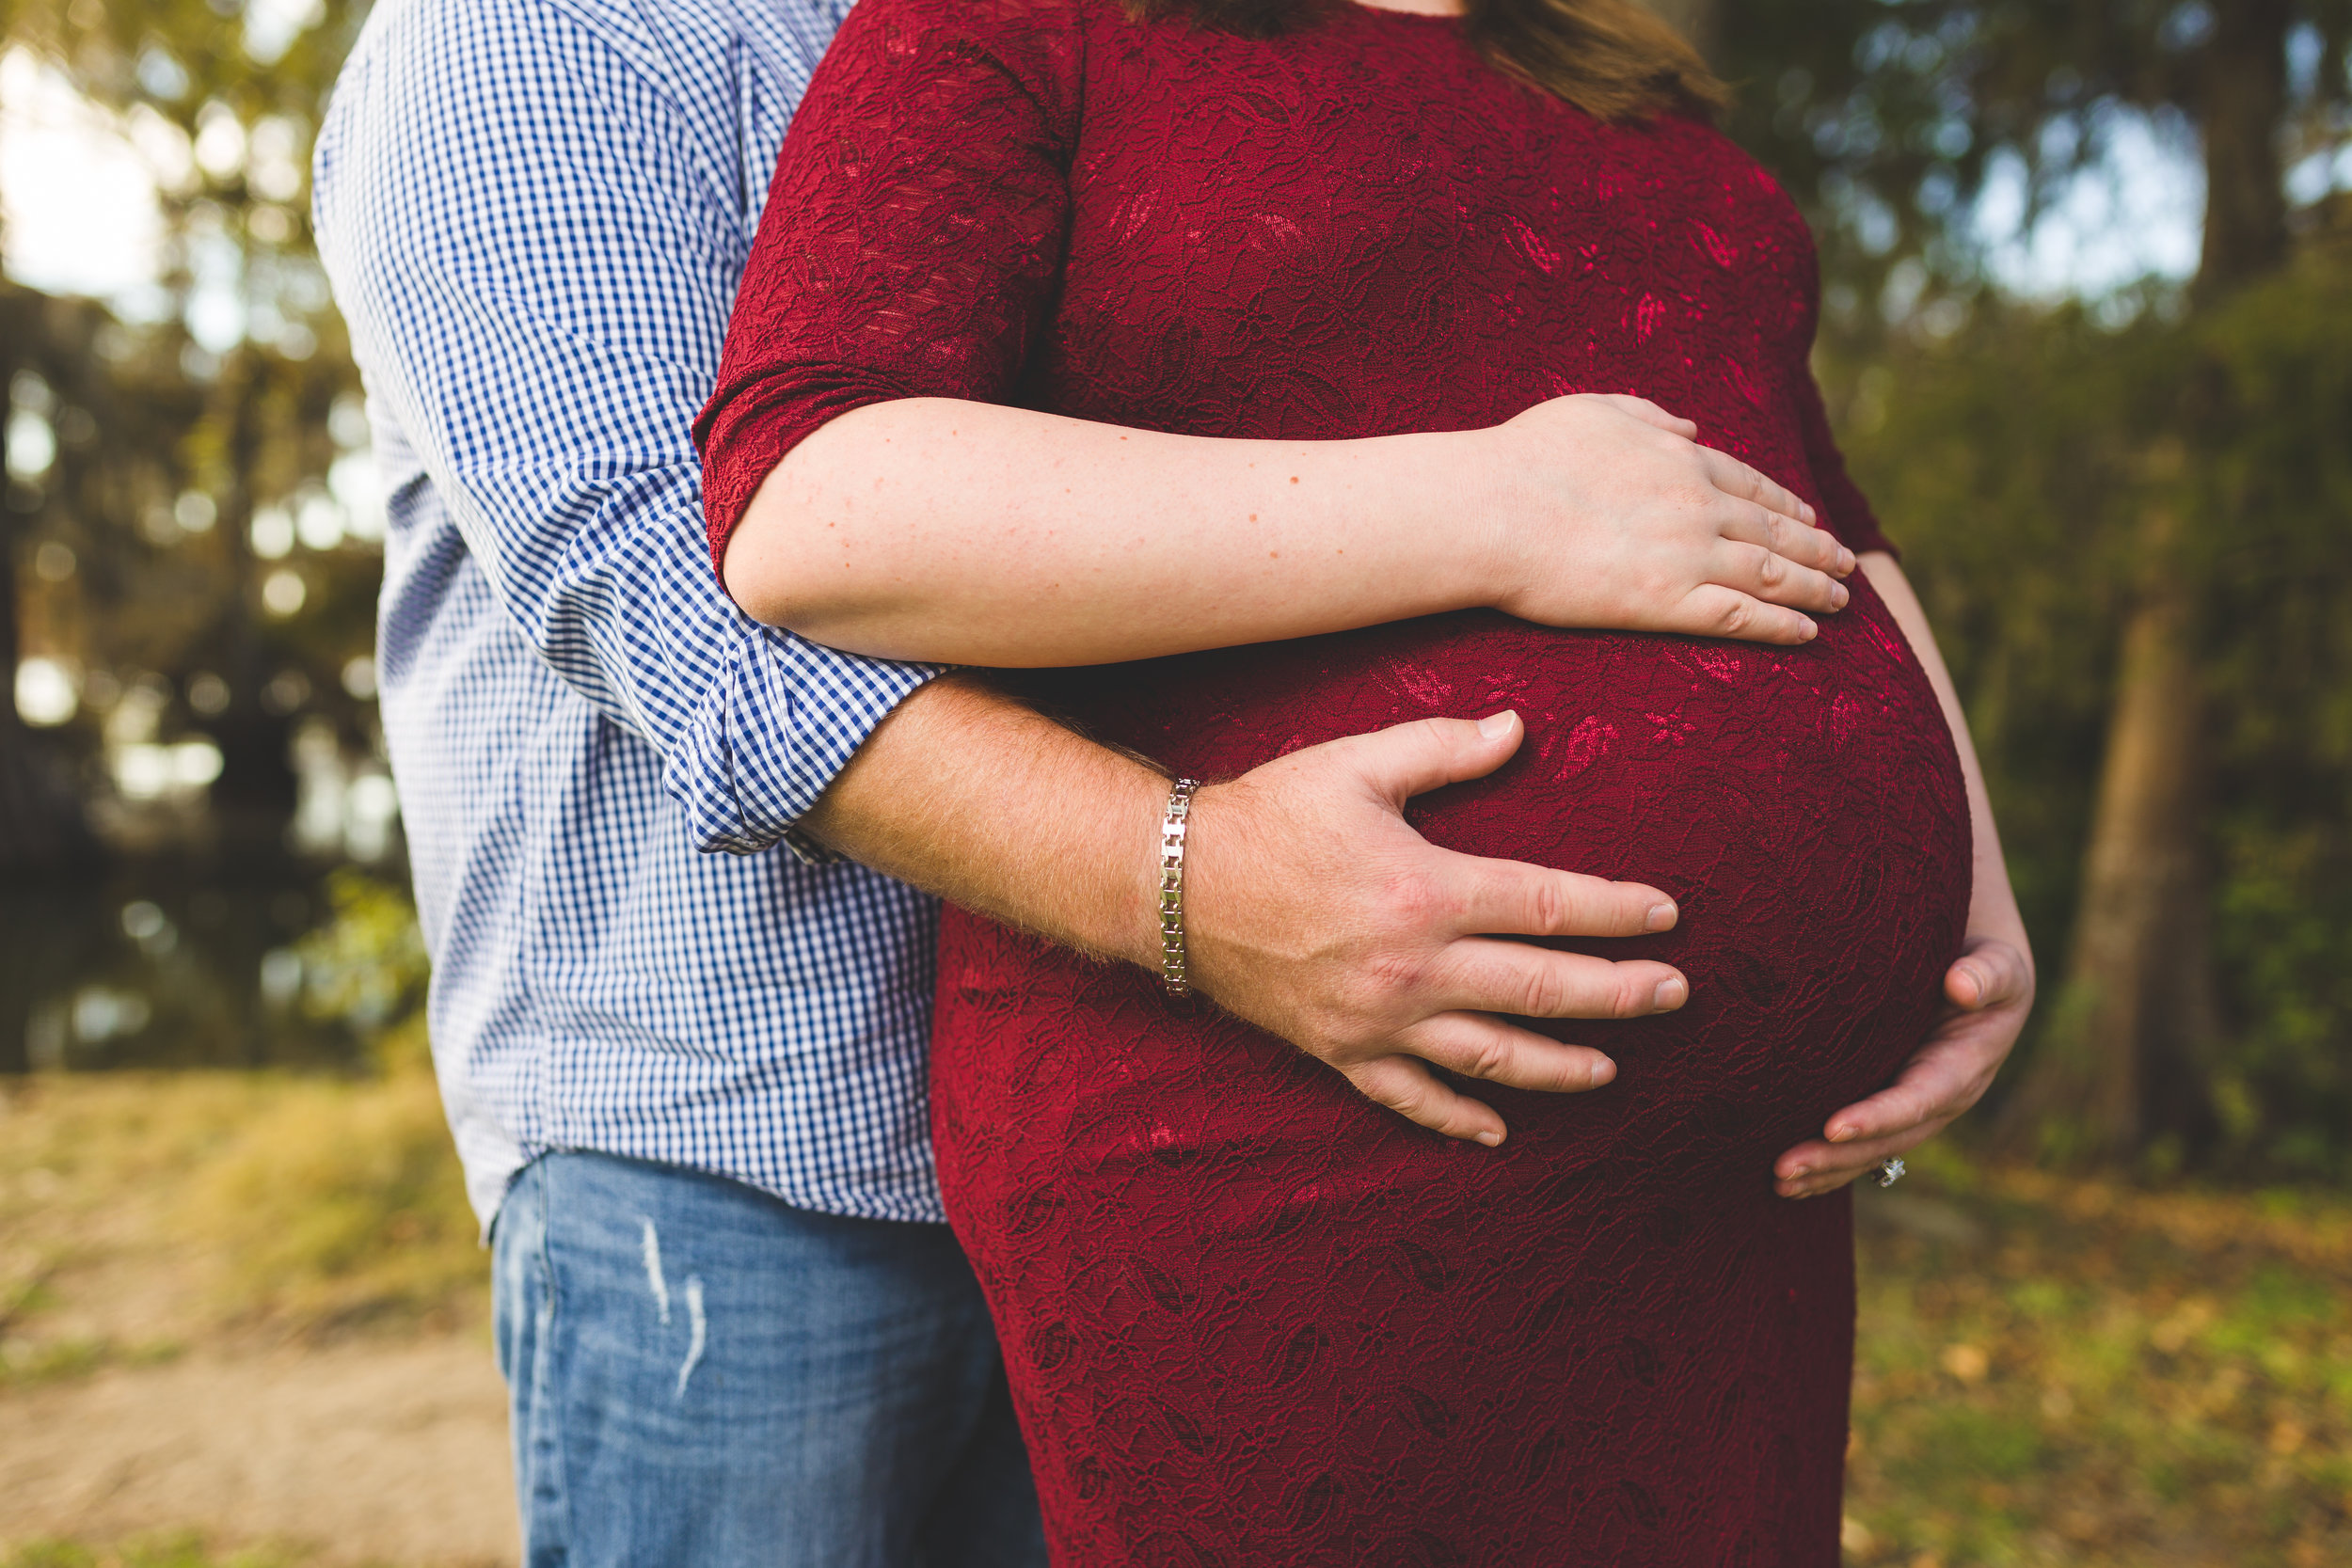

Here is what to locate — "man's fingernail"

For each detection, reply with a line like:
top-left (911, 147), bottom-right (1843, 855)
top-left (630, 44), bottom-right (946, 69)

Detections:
top-left (1788, 1165), bottom-right (1812, 1179)
top-left (1477, 711), bottom-right (1516, 740)
top-left (1588, 1057), bottom-right (1617, 1086)
top-left (1645, 901), bottom-right (1677, 932)
top-left (1798, 619), bottom-right (1819, 641)
top-left (1831, 584), bottom-right (1849, 610)
top-left (1476, 1129), bottom-right (1504, 1148)
top-left (1829, 1126), bottom-right (1856, 1143)
top-left (1836, 546), bottom-right (1853, 571)
top-left (1652, 976), bottom-right (1688, 1009)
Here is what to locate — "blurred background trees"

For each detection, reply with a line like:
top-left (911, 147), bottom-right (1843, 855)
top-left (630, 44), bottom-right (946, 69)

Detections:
top-left (3, 0), bottom-right (2349, 1174)
top-left (1, 0), bottom-right (391, 1072)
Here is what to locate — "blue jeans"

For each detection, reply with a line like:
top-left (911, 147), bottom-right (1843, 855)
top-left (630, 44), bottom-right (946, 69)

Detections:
top-left (492, 1151), bottom-right (1045, 1567)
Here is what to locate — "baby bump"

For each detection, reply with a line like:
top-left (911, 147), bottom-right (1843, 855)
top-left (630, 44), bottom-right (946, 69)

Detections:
top-left (1010, 581), bottom-right (1974, 1158)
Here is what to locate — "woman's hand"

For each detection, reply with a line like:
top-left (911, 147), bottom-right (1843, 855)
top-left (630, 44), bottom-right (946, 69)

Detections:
top-left (1772, 549), bottom-right (2034, 1199)
top-left (1478, 393), bottom-right (1854, 646)
top-left (1772, 936), bottom-right (2035, 1197)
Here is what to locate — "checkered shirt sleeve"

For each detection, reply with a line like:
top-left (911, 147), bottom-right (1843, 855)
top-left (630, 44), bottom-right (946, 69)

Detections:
top-left (313, 0), bottom-right (953, 1228)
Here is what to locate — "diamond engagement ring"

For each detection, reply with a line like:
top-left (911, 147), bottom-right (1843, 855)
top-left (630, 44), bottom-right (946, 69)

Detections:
top-left (1875, 1158), bottom-right (1907, 1188)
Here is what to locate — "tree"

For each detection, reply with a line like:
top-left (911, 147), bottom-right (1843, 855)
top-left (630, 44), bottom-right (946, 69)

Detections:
top-left (0, 0), bottom-right (378, 857)
top-left (1708, 2), bottom-right (2352, 1163)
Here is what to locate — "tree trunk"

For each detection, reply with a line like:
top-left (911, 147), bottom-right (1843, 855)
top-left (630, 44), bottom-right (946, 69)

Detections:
top-left (2000, 1), bottom-right (2288, 1163)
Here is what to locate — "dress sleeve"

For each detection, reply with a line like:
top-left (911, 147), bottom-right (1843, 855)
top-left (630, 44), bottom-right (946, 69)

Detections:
top-left (695, 0), bottom-right (1086, 571)
top-left (1791, 363), bottom-right (1899, 559)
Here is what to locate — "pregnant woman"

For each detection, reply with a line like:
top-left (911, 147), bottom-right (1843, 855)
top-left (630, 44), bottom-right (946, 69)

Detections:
top-left (699, 0), bottom-right (2031, 1560)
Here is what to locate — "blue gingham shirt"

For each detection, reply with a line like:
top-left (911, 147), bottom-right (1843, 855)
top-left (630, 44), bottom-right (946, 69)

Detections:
top-left (314, 0), bottom-right (947, 1227)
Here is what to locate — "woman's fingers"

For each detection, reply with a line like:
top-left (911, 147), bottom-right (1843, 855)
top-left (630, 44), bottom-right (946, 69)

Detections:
top-left (1773, 1119), bottom-right (1953, 1198)
top-left (1340, 1055), bottom-right (1507, 1145)
top-left (1672, 584), bottom-right (1819, 645)
top-left (1712, 499), bottom-right (1854, 579)
top-left (1698, 446), bottom-right (1819, 531)
top-left (1713, 539), bottom-right (1849, 615)
top-left (1592, 392), bottom-right (1698, 437)
top-left (1946, 936), bottom-right (2034, 1011)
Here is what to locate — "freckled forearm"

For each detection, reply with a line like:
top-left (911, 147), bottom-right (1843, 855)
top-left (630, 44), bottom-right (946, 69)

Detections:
top-left (720, 398), bottom-right (1488, 667)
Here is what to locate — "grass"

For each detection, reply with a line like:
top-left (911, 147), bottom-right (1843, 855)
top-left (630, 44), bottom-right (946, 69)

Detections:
top-left (0, 1057), bottom-right (482, 1385)
top-left (1842, 1146), bottom-right (2352, 1566)
top-left (0, 1536), bottom-right (310, 1568)
top-left (5, 1070), bottom-right (2349, 1564)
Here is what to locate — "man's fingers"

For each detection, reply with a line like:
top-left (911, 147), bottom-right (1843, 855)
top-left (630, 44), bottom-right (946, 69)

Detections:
top-left (1398, 1011), bottom-right (1619, 1092)
top-left (1341, 1056), bottom-right (1506, 1146)
top-left (1440, 938), bottom-right (1685, 1021)
top-left (1674, 585), bottom-right (1818, 646)
top-left (1448, 856), bottom-right (1678, 942)
top-left (1946, 938), bottom-right (2034, 1011)
top-left (1335, 711), bottom-right (1526, 807)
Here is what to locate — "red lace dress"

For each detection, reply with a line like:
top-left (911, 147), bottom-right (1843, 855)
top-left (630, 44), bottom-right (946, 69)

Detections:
top-left (699, 0), bottom-right (1972, 1560)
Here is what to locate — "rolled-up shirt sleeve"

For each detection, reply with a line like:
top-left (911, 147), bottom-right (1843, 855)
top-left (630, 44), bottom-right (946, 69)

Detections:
top-left (314, 0), bottom-right (931, 856)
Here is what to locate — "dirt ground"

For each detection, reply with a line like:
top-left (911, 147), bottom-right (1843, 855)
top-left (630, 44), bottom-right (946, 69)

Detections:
top-left (0, 1335), bottom-right (515, 1566)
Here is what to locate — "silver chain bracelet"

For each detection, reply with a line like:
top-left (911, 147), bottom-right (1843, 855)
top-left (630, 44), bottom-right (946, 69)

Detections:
top-left (1158, 778), bottom-right (1200, 997)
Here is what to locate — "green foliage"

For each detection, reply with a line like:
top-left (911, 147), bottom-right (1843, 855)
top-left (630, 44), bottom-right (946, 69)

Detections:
top-left (1837, 220), bottom-right (2352, 1172)
top-left (1847, 1164), bottom-right (2352, 1566)
top-left (293, 868), bottom-right (432, 1069)
top-left (181, 1068), bottom-right (480, 1330)
top-left (0, 1069), bottom-right (482, 1361)
top-left (0, 1535), bottom-right (306, 1568)
top-left (1717, 0), bottom-right (2352, 307)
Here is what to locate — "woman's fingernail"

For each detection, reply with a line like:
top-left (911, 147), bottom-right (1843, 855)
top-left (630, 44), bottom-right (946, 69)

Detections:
top-left (1476, 1129), bottom-right (1504, 1148)
top-left (1477, 711), bottom-right (1517, 740)
top-left (1645, 901), bottom-right (1677, 932)
top-left (1653, 975), bottom-right (1689, 1009)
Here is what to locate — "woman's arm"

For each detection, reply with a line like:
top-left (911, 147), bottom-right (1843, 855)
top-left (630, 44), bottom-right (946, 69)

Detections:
top-left (696, 0), bottom-right (1852, 669)
top-left (1772, 551), bottom-right (2036, 1197)
top-left (724, 391), bottom-right (1854, 668)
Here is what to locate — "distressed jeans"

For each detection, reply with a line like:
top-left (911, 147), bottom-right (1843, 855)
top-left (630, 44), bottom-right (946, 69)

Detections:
top-left (492, 1150), bottom-right (1045, 1567)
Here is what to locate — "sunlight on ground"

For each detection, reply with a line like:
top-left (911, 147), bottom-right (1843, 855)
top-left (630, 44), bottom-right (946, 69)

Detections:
top-left (2, 1075), bottom-right (2347, 1566)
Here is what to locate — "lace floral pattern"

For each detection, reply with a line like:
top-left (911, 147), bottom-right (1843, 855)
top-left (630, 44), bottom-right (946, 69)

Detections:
top-left (703, 1), bottom-right (1972, 1560)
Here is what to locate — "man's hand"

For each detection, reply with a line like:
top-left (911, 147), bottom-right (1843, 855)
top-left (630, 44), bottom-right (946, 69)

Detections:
top-left (1187, 710), bottom-right (1688, 1148)
top-left (1772, 936), bottom-right (2035, 1198)
top-left (807, 681), bottom-right (1684, 1148)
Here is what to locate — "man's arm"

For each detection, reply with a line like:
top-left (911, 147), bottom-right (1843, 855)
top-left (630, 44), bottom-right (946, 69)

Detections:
top-left (318, 0), bottom-right (1688, 1142)
top-left (807, 677), bottom-right (1692, 1147)
top-left (1772, 552), bottom-right (2036, 1196)
top-left (313, 0), bottom-right (936, 849)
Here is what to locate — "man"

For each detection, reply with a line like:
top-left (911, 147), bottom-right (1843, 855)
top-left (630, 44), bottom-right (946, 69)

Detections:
top-left (314, 0), bottom-right (2031, 1561)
